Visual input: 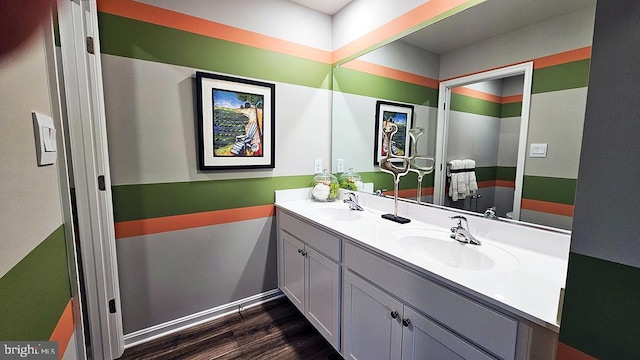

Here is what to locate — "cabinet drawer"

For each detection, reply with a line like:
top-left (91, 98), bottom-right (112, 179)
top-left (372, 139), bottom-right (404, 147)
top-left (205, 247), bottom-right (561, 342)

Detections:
top-left (345, 242), bottom-right (517, 360)
top-left (278, 211), bottom-right (341, 261)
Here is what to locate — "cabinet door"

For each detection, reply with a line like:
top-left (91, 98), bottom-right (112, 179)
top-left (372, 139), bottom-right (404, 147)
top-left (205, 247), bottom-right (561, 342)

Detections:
top-left (306, 247), bottom-right (341, 350)
top-left (280, 233), bottom-right (305, 313)
top-left (343, 271), bottom-right (403, 360)
top-left (401, 306), bottom-right (494, 360)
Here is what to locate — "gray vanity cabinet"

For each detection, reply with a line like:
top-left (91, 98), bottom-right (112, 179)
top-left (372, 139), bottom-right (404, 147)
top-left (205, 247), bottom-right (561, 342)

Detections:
top-left (344, 271), bottom-right (494, 360)
top-left (276, 206), bottom-right (558, 360)
top-left (343, 270), bottom-right (403, 360)
top-left (277, 210), bottom-right (341, 351)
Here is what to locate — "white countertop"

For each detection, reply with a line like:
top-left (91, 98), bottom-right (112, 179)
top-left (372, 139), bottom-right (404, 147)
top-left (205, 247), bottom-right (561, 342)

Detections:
top-left (275, 188), bottom-right (570, 332)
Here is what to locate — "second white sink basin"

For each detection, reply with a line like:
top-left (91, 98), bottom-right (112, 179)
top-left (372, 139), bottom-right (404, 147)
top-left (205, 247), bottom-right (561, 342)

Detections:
top-left (392, 229), bottom-right (519, 271)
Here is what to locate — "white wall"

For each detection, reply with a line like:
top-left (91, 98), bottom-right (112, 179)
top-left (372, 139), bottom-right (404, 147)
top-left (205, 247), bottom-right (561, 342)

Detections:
top-left (0, 24), bottom-right (64, 277)
top-left (439, 6), bottom-right (596, 79)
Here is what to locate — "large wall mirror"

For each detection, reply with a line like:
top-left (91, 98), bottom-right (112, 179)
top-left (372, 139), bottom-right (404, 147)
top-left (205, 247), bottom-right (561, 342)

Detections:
top-left (332, 0), bottom-right (596, 231)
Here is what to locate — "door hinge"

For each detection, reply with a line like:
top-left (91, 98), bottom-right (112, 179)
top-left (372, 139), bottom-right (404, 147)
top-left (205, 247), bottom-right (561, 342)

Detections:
top-left (108, 299), bottom-right (117, 314)
top-left (98, 175), bottom-right (106, 191)
top-left (86, 36), bottom-right (95, 54)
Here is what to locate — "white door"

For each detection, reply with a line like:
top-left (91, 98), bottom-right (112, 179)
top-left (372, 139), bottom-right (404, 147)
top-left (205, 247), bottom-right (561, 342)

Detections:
top-left (280, 234), bottom-right (306, 312)
top-left (401, 306), bottom-right (493, 360)
top-left (343, 271), bottom-right (403, 360)
top-left (306, 246), bottom-right (341, 350)
top-left (57, 0), bottom-right (123, 358)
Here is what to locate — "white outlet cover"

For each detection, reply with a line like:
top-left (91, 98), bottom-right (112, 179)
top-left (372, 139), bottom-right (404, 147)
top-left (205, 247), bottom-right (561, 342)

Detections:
top-left (530, 143), bottom-right (548, 158)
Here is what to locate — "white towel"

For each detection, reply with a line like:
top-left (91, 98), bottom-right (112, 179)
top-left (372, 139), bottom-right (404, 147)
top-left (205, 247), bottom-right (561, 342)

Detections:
top-left (448, 160), bottom-right (466, 201)
top-left (465, 159), bottom-right (478, 194)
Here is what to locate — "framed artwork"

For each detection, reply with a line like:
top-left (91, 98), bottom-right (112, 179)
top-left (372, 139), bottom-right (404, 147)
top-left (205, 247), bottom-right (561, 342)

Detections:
top-left (196, 71), bottom-right (275, 170)
top-left (373, 100), bottom-right (414, 165)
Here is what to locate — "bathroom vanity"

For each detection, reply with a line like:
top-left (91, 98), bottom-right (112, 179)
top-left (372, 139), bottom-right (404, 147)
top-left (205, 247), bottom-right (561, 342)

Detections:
top-left (275, 188), bottom-right (569, 360)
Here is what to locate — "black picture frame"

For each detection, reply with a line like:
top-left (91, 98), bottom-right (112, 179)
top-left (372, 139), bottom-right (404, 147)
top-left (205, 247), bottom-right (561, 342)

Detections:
top-left (373, 100), bottom-right (414, 165)
top-left (196, 71), bottom-right (275, 170)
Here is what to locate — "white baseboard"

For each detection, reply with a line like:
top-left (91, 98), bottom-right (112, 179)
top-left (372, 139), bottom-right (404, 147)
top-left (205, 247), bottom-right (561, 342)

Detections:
top-left (123, 289), bottom-right (284, 349)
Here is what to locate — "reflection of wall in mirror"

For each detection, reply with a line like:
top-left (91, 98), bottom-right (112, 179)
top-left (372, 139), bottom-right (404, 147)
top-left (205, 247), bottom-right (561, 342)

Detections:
top-left (332, 5), bottom-right (595, 230)
top-left (332, 39), bottom-right (440, 202)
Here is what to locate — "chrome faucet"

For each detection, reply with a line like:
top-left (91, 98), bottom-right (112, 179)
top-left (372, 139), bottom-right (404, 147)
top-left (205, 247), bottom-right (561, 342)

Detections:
top-left (374, 189), bottom-right (387, 197)
top-left (483, 207), bottom-right (498, 219)
top-left (450, 215), bottom-right (481, 245)
top-left (344, 192), bottom-right (364, 211)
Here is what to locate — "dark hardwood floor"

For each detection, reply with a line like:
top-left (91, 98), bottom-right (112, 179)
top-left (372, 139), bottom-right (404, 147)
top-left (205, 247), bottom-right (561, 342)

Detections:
top-left (118, 297), bottom-right (343, 360)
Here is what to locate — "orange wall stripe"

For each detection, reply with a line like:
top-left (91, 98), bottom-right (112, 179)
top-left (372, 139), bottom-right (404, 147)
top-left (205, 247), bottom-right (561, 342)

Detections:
top-left (557, 342), bottom-right (598, 360)
top-left (501, 94), bottom-right (523, 104)
top-left (521, 198), bottom-right (574, 217)
top-left (534, 46), bottom-right (592, 69)
top-left (343, 59), bottom-right (439, 88)
top-left (477, 180), bottom-right (497, 188)
top-left (332, 0), bottom-right (472, 63)
top-left (396, 187), bottom-right (434, 199)
top-left (49, 300), bottom-right (74, 360)
top-left (452, 87), bottom-right (502, 103)
top-left (97, 0), bottom-right (332, 63)
top-left (442, 46), bottom-right (592, 82)
top-left (421, 187), bottom-right (434, 196)
top-left (495, 180), bottom-right (516, 188)
top-left (115, 204), bottom-right (275, 239)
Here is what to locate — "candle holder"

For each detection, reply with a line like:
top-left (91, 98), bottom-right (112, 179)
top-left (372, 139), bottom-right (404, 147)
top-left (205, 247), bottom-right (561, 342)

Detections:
top-left (379, 123), bottom-right (411, 224)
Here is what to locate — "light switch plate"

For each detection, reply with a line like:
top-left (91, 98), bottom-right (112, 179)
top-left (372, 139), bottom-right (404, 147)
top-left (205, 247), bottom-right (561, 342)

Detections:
top-left (33, 112), bottom-right (57, 166)
top-left (529, 143), bottom-right (547, 158)
top-left (337, 159), bottom-right (344, 173)
top-left (314, 159), bottom-right (323, 174)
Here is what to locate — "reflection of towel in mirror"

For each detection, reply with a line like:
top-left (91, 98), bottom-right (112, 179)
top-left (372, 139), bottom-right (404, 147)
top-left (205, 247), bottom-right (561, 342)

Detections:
top-left (465, 159), bottom-right (478, 193)
top-left (448, 160), bottom-right (467, 201)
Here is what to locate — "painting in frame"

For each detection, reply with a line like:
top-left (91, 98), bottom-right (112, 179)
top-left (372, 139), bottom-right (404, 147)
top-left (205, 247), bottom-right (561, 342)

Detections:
top-left (196, 71), bottom-right (275, 170)
top-left (373, 100), bottom-right (414, 165)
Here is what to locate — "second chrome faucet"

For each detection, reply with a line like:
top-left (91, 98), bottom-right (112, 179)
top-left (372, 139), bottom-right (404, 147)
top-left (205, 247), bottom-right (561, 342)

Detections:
top-left (450, 215), bottom-right (481, 245)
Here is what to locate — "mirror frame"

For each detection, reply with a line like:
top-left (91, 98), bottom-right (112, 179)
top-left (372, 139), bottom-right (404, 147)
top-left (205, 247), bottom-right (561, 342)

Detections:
top-left (434, 62), bottom-right (533, 220)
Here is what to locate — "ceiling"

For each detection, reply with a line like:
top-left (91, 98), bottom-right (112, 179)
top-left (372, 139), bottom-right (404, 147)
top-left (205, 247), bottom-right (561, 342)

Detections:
top-left (287, 0), bottom-right (353, 15)
top-left (400, 0), bottom-right (595, 54)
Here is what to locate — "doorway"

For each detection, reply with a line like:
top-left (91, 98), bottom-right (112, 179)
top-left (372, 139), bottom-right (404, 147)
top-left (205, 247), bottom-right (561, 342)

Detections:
top-left (433, 62), bottom-right (534, 220)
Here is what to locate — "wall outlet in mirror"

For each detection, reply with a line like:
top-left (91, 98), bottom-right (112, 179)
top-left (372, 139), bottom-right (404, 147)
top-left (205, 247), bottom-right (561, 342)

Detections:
top-left (530, 143), bottom-right (548, 158)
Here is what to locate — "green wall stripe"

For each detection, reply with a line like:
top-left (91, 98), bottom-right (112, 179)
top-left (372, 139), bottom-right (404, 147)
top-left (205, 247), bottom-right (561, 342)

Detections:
top-left (0, 225), bottom-right (71, 341)
top-left (97, 13), bottom-right (331, 90)
top-left (522, 175), bottom-right (576, 205)
top-left (501, 102), bottom-right (522, 118)
top-left (473, 166), bottom-right (496, 182)
top-left (112, 175), bottom-right (317, 222)
top-left (532, 59), bottom-right (591, 94)
top-left (115, 173), bottom-right (578, 221)
top-left (496, 166), bottom-right (516, 181)
top-left (333, 67), bottom-right (438, 107)
top-left (559, 252), bottom-right (640, 358)
top-left (450, 94), bottom-right (502, 118)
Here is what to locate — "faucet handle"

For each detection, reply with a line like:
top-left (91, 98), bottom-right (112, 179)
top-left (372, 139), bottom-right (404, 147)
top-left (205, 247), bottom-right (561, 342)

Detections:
top-left (450, 215), bottom-right (467, 228)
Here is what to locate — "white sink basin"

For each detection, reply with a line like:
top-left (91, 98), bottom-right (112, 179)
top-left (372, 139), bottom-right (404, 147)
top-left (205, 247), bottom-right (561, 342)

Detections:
top-left (392, 229), bottom-right (519, 271)
top-left (306, 205), bottom-right (365, 221)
